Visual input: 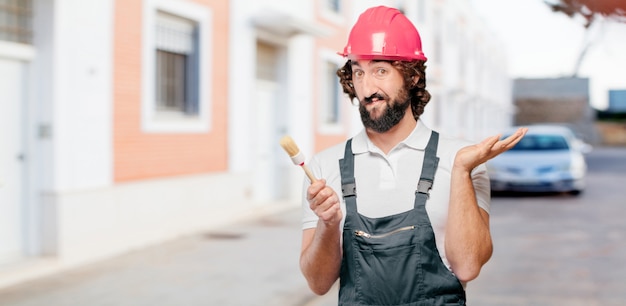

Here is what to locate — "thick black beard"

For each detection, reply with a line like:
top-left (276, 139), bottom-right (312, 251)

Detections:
top-left (358, 91), bottom-right (410, 133)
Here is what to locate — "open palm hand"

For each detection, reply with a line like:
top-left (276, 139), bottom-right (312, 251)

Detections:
top-left (454, 127), bottom-right (528, 172)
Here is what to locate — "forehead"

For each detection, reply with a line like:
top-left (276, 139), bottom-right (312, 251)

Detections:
top-left (350, 59), bottom-right (393, 68)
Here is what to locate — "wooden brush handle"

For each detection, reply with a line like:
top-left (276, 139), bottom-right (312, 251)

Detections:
top-left (301, 164), bottom-right (317, 183)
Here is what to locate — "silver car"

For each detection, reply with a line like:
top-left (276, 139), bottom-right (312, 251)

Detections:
top-left (487, 125), bottom-right (591, 195)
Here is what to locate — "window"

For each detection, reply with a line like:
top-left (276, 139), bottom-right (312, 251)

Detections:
top-left (432, 9), bottom-right (442, 64)
top-left (142, 0), bottom-right (212, 133)
top-left (318, 50), bottom-right (347, 133)
top-left (320, 0), bottom-right (344, 24)
top-left (155, 12), bottom-right (199, 115)
top-left (509, 135), bottom-right (570, 151)
top-left (323, 61), bottom-right (341, 124)
top-left (416, 0), bottom-right (426, 23)
top-left (325, 0), bottom-right (341, 13)
top-left (0, 0), bottom-right (32, 44)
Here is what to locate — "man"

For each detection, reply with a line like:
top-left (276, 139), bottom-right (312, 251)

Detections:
top-left (299, 5), bottom-right (526, 305)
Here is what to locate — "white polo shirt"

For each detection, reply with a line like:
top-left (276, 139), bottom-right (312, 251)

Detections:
top-left (301, 120), bottom-right (491, 269)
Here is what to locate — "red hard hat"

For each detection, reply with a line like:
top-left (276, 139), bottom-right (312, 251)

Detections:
top-left (339, 6), bottom-right (427, 62)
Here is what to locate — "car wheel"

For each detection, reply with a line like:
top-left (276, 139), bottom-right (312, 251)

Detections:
top-left (569, 190), bottom-right (582, 196)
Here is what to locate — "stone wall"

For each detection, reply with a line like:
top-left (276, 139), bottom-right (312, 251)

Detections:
top-left (595, 122), bottom-right (626, 146)
top-left (515, 98), bottom-right (589, 125)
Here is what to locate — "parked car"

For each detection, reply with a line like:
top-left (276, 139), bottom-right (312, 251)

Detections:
top-left (487, 125), bottom-right (591, 195)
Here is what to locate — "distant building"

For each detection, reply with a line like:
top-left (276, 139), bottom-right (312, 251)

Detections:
top-left (513, 77), bottom-right (597, 142)
top-left (596, 89), bottom-right (626, 145)
top-left (608, 89), bottom-right (626, 112)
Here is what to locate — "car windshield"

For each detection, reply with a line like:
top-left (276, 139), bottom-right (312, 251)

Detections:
top-left (507, 134), bottom-right (570, 151)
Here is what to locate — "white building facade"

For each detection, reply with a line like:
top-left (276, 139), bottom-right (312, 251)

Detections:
top-left (0, 0), bottom-right (512, 288)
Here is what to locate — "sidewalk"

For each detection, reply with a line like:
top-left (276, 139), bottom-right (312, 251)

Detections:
top-left (0, 207), bottom-right (338, 306)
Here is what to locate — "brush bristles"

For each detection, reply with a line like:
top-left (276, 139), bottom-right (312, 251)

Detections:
top-left (279, 135), bottom-right (318, 183)
top-left (280, 136), bottom-right (300, 157)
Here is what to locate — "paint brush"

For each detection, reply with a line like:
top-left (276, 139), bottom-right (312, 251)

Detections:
top-left (279, 136), bottom-right (317, 183)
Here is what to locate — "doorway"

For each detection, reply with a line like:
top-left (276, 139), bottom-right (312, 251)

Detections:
top-left (252, 41), bottom-right (289, 202)
top-left (0, 57), bottom-right (27, 264)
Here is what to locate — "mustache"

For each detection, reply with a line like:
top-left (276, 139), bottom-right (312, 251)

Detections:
top-left (363, 93), bottom-right (387, 104)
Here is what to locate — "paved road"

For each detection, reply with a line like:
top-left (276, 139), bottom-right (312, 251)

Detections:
top-left (0, 147), bottom-right (624, 306)
top-left (467, 146), bottom-right (626, 306)
top-left (0, 208), bottom-right (316, 306)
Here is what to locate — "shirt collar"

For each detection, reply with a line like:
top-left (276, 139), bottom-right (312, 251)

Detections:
top-left (352, 120), bottom-right (432, 154)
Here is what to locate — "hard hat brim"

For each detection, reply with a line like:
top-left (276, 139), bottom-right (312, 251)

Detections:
top-left (337, 52), bottom-right (427, 62)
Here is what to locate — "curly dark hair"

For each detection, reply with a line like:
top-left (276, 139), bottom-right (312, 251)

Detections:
top-left (336, 60), bottom-right (431, 120)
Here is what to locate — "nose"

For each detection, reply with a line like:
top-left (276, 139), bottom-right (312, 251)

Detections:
top-left (359, 73), bottom-right (378, 100)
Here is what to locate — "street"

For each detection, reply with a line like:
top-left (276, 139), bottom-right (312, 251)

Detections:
top-left (467, 146), bottom-right (626, 305)
top-left (0, 207), bottom-right (315, 306)
top-left (0, 147), bottom-right (624, 306)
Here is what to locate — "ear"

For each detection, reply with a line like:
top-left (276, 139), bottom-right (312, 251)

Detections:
top-left (411, 76), bottom-right (420, 86)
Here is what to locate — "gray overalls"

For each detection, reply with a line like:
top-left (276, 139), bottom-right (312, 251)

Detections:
top-left (338, 131), bottom-right (466, 305)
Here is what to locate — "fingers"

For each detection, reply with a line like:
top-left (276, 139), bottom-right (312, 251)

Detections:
top-left (496, 127), bottom-right (527, 151)
top-left (454, 128), bottom-right (528, 171)
top-left (306, 179), bottom-right (326, 201)
top-left (307, 179), bottom-right (342, 224)
top-left (480, 134), bottom-right (501, 147)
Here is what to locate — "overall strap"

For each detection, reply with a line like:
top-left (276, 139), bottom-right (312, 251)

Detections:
top-left (339, 139), bottom-right (357, 214)
top-left (415, 131), bottom-right (440, 206)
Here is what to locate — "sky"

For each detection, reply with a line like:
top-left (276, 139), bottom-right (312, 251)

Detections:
top-left (469, 0), bottom-right (626, 110)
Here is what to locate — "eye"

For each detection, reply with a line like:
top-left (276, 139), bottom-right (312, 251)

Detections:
top-left (375, 68), bottom-right (387, 77)
top-left (353, 69), bottom-right (364, 78)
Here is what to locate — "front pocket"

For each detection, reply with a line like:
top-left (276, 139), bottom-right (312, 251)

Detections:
top-left (352, 225), bottom-right (422, 304)
top-left (354, 225), bottom-right (418, 253)
top-left (355, 225), bottom-right (415, 239)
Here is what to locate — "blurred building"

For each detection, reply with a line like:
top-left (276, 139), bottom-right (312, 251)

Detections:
top-left (0, 0), bottom-right (512, 288)
top-left (595, 89), bottom-right (626, 146)
top-left (513, 77), bottom-right (598, 142)
top-left (608, 89), bottom-right (626, 112)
